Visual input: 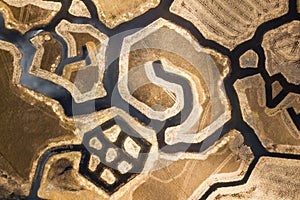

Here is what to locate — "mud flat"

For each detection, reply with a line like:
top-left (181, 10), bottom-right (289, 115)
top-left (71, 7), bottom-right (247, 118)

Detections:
top-left (91, 0), bottom-right (160, 28)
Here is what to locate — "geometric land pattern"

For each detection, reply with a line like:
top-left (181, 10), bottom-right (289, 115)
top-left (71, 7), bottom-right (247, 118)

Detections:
top-left (0, 0), bottom-right (299, 199)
